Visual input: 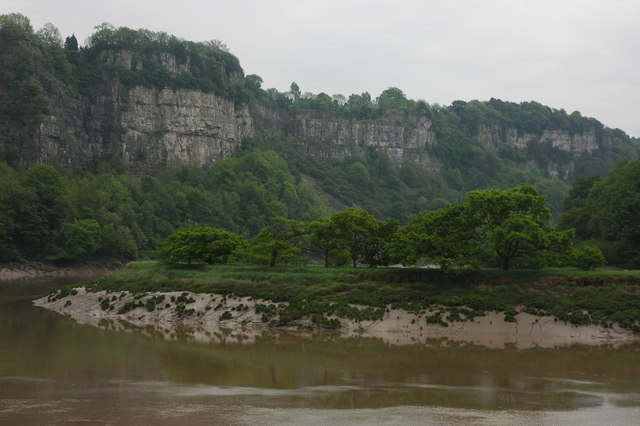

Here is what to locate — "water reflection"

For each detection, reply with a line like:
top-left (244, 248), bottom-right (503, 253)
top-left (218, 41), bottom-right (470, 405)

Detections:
top-left (1, 277), bottom-right (640, 424)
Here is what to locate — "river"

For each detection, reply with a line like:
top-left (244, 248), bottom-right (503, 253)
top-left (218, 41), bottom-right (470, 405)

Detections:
top-left (1, 276), bottom-right (640, 425)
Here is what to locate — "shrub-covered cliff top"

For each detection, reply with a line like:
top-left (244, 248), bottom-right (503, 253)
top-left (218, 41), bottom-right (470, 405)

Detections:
top-left (0, 13), bottom-right (248, 100)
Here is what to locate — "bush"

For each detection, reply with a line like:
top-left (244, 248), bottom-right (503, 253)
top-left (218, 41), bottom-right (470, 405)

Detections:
top-left (573, 246), bottom-right (606, 270)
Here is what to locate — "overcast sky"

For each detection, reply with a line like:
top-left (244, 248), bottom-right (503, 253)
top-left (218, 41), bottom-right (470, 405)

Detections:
top-left (7, 0), bottom-right (640, 136)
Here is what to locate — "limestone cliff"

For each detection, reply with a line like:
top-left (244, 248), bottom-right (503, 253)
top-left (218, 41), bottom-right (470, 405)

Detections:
top-left (280, 113), bottom-right (617, 179)
top-left (474, 125), bottom-right (611, 179)
top-left (1, 35), bottom-right (636, 181)
top-left (118, 86), bottom-right (252, 173)
top-left (286, 115), bottom-right (441, 172)
top-left (11, 62), bottom-right (253, 173)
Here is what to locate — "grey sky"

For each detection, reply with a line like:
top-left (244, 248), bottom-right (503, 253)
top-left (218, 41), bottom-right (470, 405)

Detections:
top-left (7, 0), bottom-right (640, 136)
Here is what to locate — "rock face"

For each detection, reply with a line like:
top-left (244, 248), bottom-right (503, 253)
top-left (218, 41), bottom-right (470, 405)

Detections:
top-left (0, 47), bottom-right (253, 173)
top-left (11, 78), bottom-right (618, 179)
top-left (26, 83), bottom-right (253, 173)
top-left (477, 125), bottom-right (604, 154)
top-left (0, 46), bottom-right (628, 179)
top-left (118, 86), bottom-right (253, 173)
top-left (289, 115), bottom-right (441, 171)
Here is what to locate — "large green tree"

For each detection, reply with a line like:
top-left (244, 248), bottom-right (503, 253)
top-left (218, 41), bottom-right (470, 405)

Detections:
top-left (391, 203), bottom-right (479, 270)
top-left (331, 208), bottom-right (379, 268)
top-left (308, 219), bottom-right (342, 267)
top-left (156, 226), bottom-right (244, 264)
top-left (559, 158), bottom-right (640, 266)
top-left (467, 185), bottom-right (574, 270)
top-left (246, 217), bottom-right (307, 267)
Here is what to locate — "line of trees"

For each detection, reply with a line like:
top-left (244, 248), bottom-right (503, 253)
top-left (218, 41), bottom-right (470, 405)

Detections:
top-left (0, 150), bottom-right (331, 263)
top-left (157, 184), bottom-right (602, 271)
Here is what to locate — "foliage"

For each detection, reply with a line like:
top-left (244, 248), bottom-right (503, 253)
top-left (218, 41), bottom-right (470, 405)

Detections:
top-left (572, 246), bottom-right (606, 270)
top-left (243, 217), bottom-right (307, 267)
top-left (559, 157), bottom-right (640, 266)
top-left (156, 226), bottom-right (243, 264)
top-left (0, 150), bottom-right (330, 262)
top-left (1, 14), bottom-right (638, 230)
top-left (331, 208), bottom-right (379, 268)
top-left (467, 185), bottom-right (574, 270)
top-left (391, 203), bottom-right (479, 269)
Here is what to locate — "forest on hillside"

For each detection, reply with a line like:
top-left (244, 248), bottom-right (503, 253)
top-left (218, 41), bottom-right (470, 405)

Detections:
top-left (1, 13), bottom-right (639, 268)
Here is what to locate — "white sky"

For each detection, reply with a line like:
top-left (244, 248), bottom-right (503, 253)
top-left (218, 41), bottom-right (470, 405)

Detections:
top-left (6, 0), bottom-right (640, 137)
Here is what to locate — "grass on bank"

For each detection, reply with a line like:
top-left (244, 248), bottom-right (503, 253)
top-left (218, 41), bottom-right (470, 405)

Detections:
top-left (67, 261), bottom-right (640, 331)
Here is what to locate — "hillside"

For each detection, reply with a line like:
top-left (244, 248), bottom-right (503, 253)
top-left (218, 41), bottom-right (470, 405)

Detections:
top-left (1, 14), bottom-right (639, 223)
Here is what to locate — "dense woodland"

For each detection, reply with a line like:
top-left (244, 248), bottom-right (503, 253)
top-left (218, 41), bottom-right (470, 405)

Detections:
top-left (1, 14), bottom-right (640, 269)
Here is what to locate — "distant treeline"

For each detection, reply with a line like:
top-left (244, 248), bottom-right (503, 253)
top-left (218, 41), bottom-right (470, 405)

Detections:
top-left (1, 148), bottom-right (639, 269)
top-left (156, 185), bottom-right (596, 271)
top-left (0, 151), bottom-right (330, 262)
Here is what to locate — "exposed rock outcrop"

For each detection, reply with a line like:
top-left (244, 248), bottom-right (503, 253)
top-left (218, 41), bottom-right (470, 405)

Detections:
top-left (118, 86), bottom-right (253, 173)
top-left (1, 43), bottom-right (634, 180)
top-left (477, 124), bottom-right (604, 153)
top-left (27, 83), bottom-right (253, 173)
top-left (289, 115), bottom-right (441, 172)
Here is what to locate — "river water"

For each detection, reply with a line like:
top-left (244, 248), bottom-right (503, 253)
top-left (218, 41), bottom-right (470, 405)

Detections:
top-left (1, 277), bottom-right (640, 425)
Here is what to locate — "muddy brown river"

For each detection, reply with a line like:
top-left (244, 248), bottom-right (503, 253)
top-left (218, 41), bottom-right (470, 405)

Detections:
top-left (1, 276), bottom-right (639, 425)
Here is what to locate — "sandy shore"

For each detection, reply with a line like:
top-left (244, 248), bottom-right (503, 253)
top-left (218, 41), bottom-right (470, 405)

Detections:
top-left (0, 262), bottom-right (118, 281)
top-left (34, 287), bottom-right (639, 349)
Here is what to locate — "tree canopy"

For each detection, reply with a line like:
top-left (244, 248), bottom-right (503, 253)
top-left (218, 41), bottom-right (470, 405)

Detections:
top-left (156, 227), bottom-right (243, 264)
top-left (468, 185), bottom-right (574, 270)
top-left (559, 157), bottom-right (640, 267)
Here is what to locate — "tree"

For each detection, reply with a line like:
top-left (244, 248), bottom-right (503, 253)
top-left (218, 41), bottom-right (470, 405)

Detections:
top-left (51, 219), bottom-right (101, 261)
top-left (331, 208), bottom-right (378, 268)
top-left (156, 227), bottom-right (244, 264)
top-left (573, 246), bottom-right (606, 270)
top-left (35, 23), bottom-right (62, 47)
top-left (348, 161), bottom-right (370, 187)
top-left (391, 203), bottom-right (479, 270)
top-left (247, 217), bottom-right (307, 267)
top-left (244, 74), bottom-right (263, 93)
top-left (64, 34), bottom-right (78, 51)
top-left (361, 219), bottom-right (399, 267)
top-left (346, 92), bottom-right (373, 119)
top-left (467, 185), bottom-right (574, 270)
top-left (0, 13), bottom-right (34, 41)
top-left (377, 87), bottom-right (409, 115)
top-left (290, 82), bottom-right (301, 103)
top-left (308, 219), bottom-right (341, 267)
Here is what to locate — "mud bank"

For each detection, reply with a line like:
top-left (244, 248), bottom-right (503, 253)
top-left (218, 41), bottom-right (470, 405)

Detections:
top-left (0, 262), bottom-right (119, 281)
top-left (33, 287), bottom-right (639, 349)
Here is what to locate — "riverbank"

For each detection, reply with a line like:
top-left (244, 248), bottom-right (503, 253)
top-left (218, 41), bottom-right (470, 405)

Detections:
top-left (34, 287), bottom-right (636, 349)
top-left (0, 261), bottom-right (121, 281)
top-left (33, 261), bottom-right (640, 349)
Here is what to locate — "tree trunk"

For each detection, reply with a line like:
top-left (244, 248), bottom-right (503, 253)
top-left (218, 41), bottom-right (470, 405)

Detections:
top-left (270, 248), bottom-right (277, 267)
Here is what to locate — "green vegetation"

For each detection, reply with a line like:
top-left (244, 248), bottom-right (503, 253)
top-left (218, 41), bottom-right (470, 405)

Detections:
top-left (156, 227), bottom-right (243, 264)
top-left (246, 128), bottom-right (636, 222)
top-left (0, 150), bottom-right (330, 262)
top-left (154, 185), bottom-right (571, 270)
top-left (391, 185), bottom-right (573, 270)
top-left (559, 157), bottom-right (640, 267)
top-left (79, 261), bottom-right (640, 332)
top-left (0, 14), bottom-right (249, 160)
top-left (1, 13), bottom-right (639, 272)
